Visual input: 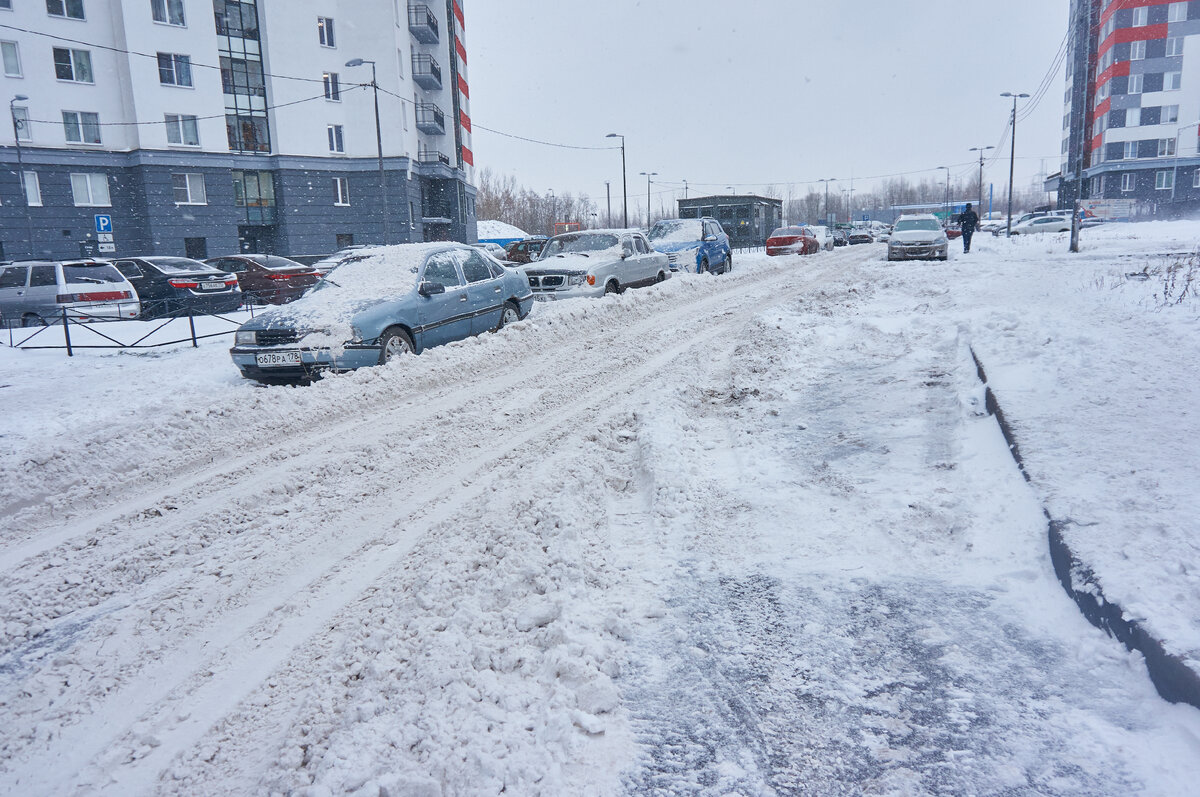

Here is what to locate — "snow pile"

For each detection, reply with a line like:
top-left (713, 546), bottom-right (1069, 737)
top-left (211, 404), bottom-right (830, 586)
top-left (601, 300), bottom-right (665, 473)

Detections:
top-left (476, 221), bottom-right (528, 241)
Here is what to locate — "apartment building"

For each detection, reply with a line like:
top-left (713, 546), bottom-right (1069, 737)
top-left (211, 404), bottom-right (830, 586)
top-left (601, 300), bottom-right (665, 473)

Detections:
top-left (0, 0), bottom-right (476, 260)
top-left (1055, 0), bottom-right (1200, 217)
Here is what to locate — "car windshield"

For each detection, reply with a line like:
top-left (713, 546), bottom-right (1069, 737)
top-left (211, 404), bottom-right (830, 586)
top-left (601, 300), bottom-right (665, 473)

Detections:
top-left (648, 220), bottom-right (704, 243)
top-left (62, 263), bottom-right (125, 284)
top-left (146, 257), bottom-right (219, 274)
top-left (893, 219), bottom-right (941, 232)
top-left (770, 227), bottom-right (806, 237)
top-left (540, 233), bottom-right (620, 257)
top-left (254, 255), bottom-right (309, 271)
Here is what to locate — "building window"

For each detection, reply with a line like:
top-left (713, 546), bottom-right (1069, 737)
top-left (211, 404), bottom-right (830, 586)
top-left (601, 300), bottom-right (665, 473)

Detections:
top-left (334, 176), bottom-right (350, 206)
top-left (1168, 1), bottom-right (1188, 22)
top-left (62, 110), bottom-right (101, 144)
top-left (1129, 73), bottom-right (1144, 94)
top-left (327, 124), bottom-right (344, 153)
top-left (1126, 107), bottom-right (1141, 126)
top-left (53, 47), bottom-right (93, 82)
top-left (226, 114), bottom-right (270, 152)
top-left (317, 16), bottom-right (335, 47)
top-left (46, 0), bottom-right (85, 19)
top-left (2, 40), bottom-right (20, 76)
top-left (1156, 170), bottom-right (1174, 190)
top-left (70, 172), bottom-right (110, 206)
top-left (231, 170), bottom-right (275, 207)
top-left (0, 0), bottom-right (11, 9)
top-left (22, 171), bottom-right (42, 206)
top-left (157, 52), bottom-right (192, 86)
top-left (1124, 141), bottom-right (1138, 159)
top-left (1166, 37), bottom-right (1185, 57)
top-left (1163, 104), bottom-right (1179, 124)
top-left (164, 113), bottom-right (199, 145)
top-left (171, 173), bottom-right (207, 204)
top-left (1165, 71), bottom-right (1182, 90)
top-left (323, 71), bottom-right (340, 101)
top-left (1158, 138), bottom-right (1177, 157)
top-left (151, 0), bottom-right (184, 25)
top-left (11, 106), bottom-right (30, 140)
top-left (1132, 6), bottom-right (1148, 26)
top-left (1194, 170), bottom-right (1200, 188)
top-left (1122, 173), bottom-right (1136, 192)
top-left (1131, 40), bottom-right (1147, 61)
top-left (1091, 176), bottom-right (1103, 194)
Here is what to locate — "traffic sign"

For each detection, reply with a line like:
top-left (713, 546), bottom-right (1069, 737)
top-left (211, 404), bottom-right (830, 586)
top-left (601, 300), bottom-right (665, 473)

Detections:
top-left (97, 233), bottom-right (114, 243)
top-left (98, 243), bottom-right (116, 253)
top-left (94, 214), bottom-right (113, 234)
top-left (862, 214), bottom-right (870, 222)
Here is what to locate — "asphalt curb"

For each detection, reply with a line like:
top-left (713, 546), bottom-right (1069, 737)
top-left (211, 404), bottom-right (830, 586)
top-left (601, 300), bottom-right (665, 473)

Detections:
top-left (970, 348), bottom-right (1200, 711)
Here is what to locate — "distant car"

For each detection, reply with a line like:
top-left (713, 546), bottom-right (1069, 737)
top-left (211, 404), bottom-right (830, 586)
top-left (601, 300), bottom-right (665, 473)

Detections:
top-left (472, 242), bottom-right (509, 260)
top-left (766, 226), bottom-right (819, 256)
top-left (886, 214), bottom-right (949, 261)
top-left (809, 226), bottom-right (836, 251)
top-left (1010, 216), bottom-right (1072, 235)
top-left (848, 229), bottom-right (875, 245)
top-left (504, 238), bottom-right (549, 264)
top-left (114, 256), bottom-right (242, 319)
top-left (230, 244), bottom-right (534, 384)
top-left (832, 229), bottom-right (850, 247)
top-left (524, 229), bottom-right (669, 300)
top-left (205, 254), bottom-right (321, 305)
top-left (0, 259), bottom-right (140, 327)
top-left (308, 246), bottom-right (376, 275)
top-left (646, 217), bottom-right (732, 274)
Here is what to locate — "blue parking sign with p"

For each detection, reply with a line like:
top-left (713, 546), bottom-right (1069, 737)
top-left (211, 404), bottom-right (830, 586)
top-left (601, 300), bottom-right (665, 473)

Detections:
top-left (95, 214), bottom-right (113, 234)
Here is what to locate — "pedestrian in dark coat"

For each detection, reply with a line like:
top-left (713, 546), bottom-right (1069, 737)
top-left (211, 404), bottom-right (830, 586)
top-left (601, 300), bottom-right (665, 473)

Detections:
top-left (958, 203), bottom-right (980, 253)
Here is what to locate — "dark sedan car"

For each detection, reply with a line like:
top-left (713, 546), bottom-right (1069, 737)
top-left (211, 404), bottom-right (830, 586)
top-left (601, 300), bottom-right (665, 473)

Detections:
top-left (848, 230), bottom-right (875, 245)
top-left (504, 238), bottom-right (548, 264)
top-left (205, 255), bottom-right (320, 305)
top-left (113, 256), bottom-right (242, 318)
top-left (832, 229), bottom-right (850, 247)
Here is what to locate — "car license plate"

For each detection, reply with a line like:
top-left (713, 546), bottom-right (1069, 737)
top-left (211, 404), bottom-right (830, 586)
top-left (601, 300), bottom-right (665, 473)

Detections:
top-left (255, 350), bottom-right (302, 367)
top-left (201, 281), bottom-right (225, 290)
top-left (535, 293), bottom-right (555, 302)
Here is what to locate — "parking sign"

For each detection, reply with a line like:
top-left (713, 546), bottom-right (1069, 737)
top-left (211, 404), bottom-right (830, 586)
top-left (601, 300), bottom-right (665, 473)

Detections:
top-left (95, 214), bottom-right (113, 234)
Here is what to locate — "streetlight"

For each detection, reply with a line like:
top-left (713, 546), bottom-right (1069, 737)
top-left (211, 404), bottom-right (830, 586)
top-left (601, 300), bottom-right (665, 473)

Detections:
top-left (817, 178), bottom-right (836, 225)
top-left (1169, 121), bottom-right (1200, 205)
top-left (682, 179), bottom-right (688, 199)
top-left (639, 172), bottom-right (657, 227)
top-left (605, 180), bottom-right (611, 227)
top-left (937, 166), bottom-right (950, 220)
top-left (606, 133), bottom-right (628, 228)
top-left (9, 94), bottom-right (35, 259)
top-left (1001, 91), bottom-right (1030, 237)
top-left (345, 58), bottom-right (390, 245)
top-left (969, 145), bottom-right (995, 215)
top-left (548, 189), bottom-right (556, 235)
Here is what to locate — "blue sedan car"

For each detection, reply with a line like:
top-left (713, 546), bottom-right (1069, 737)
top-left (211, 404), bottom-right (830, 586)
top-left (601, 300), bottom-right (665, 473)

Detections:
top-left (646, 218), bottom-right (732, 275)
top-left (230, 243), bottom-right (534, 383)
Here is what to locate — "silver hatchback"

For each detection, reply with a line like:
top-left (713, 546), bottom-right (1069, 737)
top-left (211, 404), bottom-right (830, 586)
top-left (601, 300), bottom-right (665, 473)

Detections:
top-left (0, 259), bottom-right (141, 327)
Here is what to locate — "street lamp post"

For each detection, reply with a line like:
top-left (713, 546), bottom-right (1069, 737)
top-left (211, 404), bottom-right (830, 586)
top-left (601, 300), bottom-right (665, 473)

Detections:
top-left (639, 172), bottom-right (657, 227)
top-left (817, 178), bottom-right (835, 225)
top-left (1001, 91), bottom-right (1030, 237)
top-left (345, 58), bottom-right (390, 245)
top-left (9, 95), bottom-right (35, 258)
top-left (938, 166), bottom-right (950, 220)
top-left (1169, 121), bottom-right (1200, 205)
top-left (682, 179), bottom-right (688, 199)
top-left (969, 146), bottom-right (995, 214)
top-left (605, 180), bottom-right (611, 227)
top-left (548, 189), bottom-right (556, 236)
top-left (606, 133), bottom-right (627, 228)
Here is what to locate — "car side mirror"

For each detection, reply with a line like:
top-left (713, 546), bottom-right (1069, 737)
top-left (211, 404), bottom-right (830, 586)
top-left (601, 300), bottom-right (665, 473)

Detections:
top-left (703, 235), bottom-right (717, 242)
top-left (621, 243), bottom-right (633, 259)
top-left (418, 281), bottom-right (446, 297)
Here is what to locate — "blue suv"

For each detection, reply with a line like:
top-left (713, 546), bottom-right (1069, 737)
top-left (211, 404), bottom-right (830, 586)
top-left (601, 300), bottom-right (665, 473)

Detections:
top-left (647, 218), bottom-right (732, 275)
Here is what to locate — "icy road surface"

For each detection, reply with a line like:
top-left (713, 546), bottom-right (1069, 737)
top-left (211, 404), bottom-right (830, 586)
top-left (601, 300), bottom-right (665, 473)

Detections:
top-left (1, 244), bottom-right (1198, 795)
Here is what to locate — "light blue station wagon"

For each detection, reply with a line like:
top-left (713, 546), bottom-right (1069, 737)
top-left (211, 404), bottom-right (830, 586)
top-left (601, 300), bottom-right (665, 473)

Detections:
top-left (230, 243), bottom-right (534, 383)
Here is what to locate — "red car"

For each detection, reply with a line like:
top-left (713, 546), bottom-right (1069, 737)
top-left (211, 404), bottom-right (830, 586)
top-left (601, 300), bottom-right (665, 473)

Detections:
top-left (205, 254), bottom-right (320, 305)
top-left (766, 226), bottom-right (820, 256)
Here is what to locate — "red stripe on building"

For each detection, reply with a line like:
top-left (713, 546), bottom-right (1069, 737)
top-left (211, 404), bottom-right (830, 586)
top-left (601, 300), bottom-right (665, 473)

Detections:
top-left (458, 75), bottom-right (469, 98)
top-left (461, 145), bottom-right (473, 166)
top-left (1091, 133), bottom-right (1104, 152)
top-left (1095, 58), bottom-right (1131, 88)
top-left (453, 0), bottom-right (465, 29)
top-left (1091, 96), bottom-right (1112, 123)
top-left (456, 36), bottom-right (467, 63)
top-left (460, 110), bottom-right (471, 132)
top-left (1102, 0), bottom-right (1177, 26)
top-left (1097, 23), bottom-right (1169, 57)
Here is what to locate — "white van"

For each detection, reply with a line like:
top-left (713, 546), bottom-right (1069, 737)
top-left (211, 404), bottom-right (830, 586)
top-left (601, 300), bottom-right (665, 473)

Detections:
top-left (0, 259), bottom-right (141, 327)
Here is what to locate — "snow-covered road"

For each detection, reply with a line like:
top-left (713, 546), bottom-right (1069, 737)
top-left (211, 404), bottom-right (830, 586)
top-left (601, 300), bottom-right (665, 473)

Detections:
top-left (2, 242), bottom-right (1198, 795)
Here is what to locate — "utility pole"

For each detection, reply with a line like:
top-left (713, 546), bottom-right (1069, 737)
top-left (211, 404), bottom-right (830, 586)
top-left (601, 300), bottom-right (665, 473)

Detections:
top-left (605, 180), bottom-right (611, 227)
top-left (606, 133), bottom-right (628, 227)
top-left (9, 94), bottom-right (35, 258)
top-left (969, 146), bottom-right (995, 214)
top-left (682, 179), bottom-right (688, 199)
top-left (1069, 0), bottom-right (1091, 253)
top-left (818, 178), bottom-right (835, 225)
top-left (639, 172), bottom-right (657, 228)
top-left (1001, 91), bottom-right (1030, 237)
top-left (345, 59), bottom-right (389, 244)
top-left (938, 166), bottom-right (950, 220)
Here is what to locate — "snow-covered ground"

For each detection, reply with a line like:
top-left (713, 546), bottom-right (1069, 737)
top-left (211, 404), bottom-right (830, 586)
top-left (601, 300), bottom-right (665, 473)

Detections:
top-left (1, 230), bottom-right (1198, 795)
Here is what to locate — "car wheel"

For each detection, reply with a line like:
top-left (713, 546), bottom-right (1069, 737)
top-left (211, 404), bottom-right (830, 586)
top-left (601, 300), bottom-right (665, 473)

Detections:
top-left (494, 301), bottom-right (520, 332)
top-left (377, 327), bottom-right (415, 364)
top-left (604, 280), bottom-right (620, 295)
top-left (699, 257), bottom-right (709, 275)
top-left (21, 313), bottom-right (45, 328)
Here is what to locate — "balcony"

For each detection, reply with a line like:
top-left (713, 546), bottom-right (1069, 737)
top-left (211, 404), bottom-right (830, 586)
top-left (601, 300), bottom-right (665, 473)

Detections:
top-left (418, 148), bottom-right (450, 166)
top-left (415, 102), bottom-right (445, 135)
top-left (411, 53), bottom-right (442, 90)
top-left (408, 4), bottom-right (439, 43)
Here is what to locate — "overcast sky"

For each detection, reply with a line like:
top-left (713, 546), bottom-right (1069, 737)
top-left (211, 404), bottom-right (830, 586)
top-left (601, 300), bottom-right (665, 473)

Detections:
top-left (467, 0), bottom-right (1070, 215)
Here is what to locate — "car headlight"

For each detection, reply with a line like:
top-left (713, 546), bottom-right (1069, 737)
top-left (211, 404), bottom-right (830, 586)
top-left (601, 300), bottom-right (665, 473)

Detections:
top-left (235, 330), bottom-right (256, 345)
top-left (567, 273), bottom-right (589, 287)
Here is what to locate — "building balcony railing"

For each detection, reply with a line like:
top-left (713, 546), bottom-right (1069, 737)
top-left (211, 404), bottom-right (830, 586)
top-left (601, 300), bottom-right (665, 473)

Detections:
top-left (415, 102), bottom-right (445, 135)
top-left (408, 4), bottom-right (439, 43)
top-left (418, 148), bottom-right (451, 166)
top-left (411, 53), bottom-right (442, 90)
